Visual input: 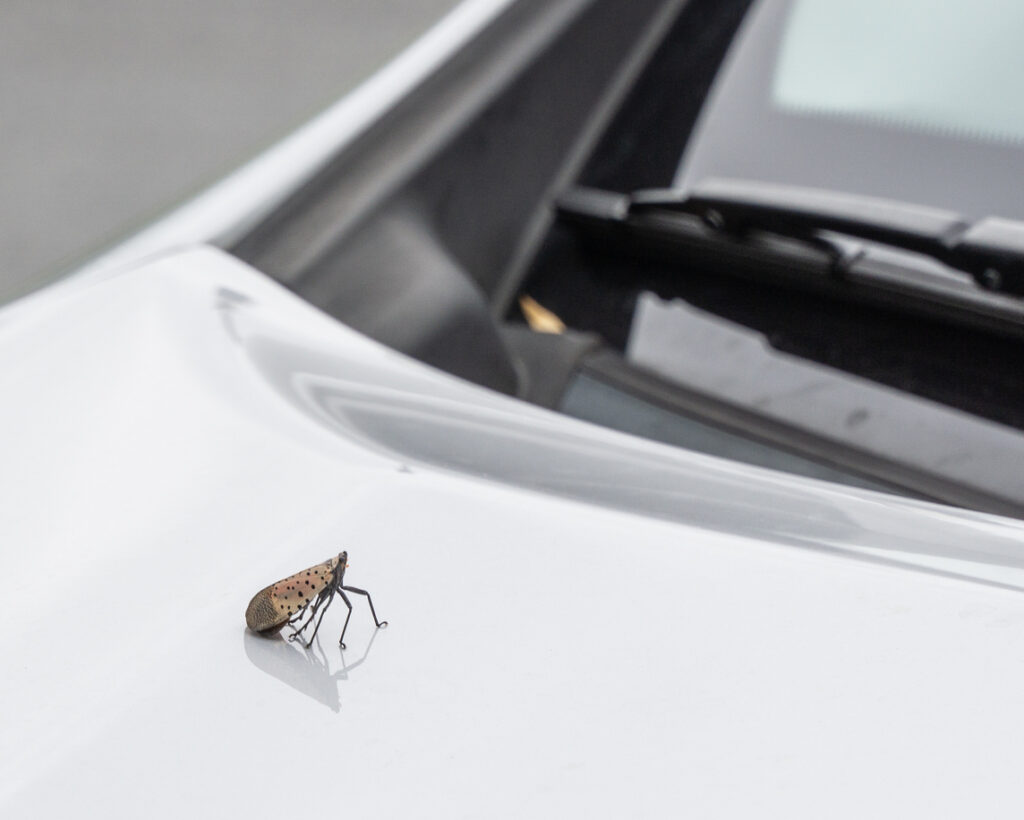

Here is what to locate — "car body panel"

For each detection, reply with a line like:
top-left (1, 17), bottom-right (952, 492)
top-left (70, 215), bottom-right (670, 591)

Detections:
top-left (3, 247), bottom-right (1024, 816)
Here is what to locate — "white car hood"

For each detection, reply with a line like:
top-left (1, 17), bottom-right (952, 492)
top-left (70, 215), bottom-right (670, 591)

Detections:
top-left (3, 247), bottom-right (1024, 817)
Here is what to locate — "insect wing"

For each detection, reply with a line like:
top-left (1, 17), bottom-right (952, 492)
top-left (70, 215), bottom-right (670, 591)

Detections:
top-left (245, 556), bottom-right (339, 633)
top-left (245, 586), bottom-right (286, 634)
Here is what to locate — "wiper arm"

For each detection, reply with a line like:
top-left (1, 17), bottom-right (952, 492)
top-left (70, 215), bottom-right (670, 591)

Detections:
top-left (555, 181), bottom-right (1024, 340)
top-left (630, 178), bottom-right (1024, 294)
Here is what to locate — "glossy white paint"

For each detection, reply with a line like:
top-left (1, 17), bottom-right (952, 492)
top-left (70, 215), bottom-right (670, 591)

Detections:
top-left (3, 247), bottom-right (1024, 817)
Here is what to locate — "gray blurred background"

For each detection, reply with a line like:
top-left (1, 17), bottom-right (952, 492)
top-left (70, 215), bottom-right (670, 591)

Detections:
top-left (0, 0), bottom-right (460, 305)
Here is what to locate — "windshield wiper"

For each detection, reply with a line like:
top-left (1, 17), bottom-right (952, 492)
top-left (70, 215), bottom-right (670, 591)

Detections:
top-left (630, 178), bottom-right (1024, 295)
top-left (556, 180), bottom-right (1024, 339)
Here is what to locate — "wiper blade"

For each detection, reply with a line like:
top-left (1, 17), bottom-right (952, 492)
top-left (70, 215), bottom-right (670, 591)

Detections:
top-left (630, 178), bottom-right (1024, 294)
top-left (555, 182), bottom-right (1024, 340)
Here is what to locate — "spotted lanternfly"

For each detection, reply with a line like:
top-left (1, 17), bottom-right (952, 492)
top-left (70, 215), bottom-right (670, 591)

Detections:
top-left (245, 551), bottom-right (387, 648)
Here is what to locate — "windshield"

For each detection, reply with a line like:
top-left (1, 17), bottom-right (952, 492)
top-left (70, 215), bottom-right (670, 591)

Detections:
top-left (676, 0), bottom-right (1024, 221)
top-left (775, 0), bottom-right (1024, 143)
top-left (514, 0), bottom-right (1024, 514)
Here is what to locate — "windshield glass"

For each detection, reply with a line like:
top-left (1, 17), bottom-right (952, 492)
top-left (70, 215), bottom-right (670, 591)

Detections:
top-left (774, 0), bottom-right (1024, 143)
top-left (676, 0), bottom-right (1024, 221)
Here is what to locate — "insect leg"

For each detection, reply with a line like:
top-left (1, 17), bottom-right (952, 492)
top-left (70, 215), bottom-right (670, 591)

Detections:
top-left (337, 590), bottom-right (355, 649)
top-left (302, 590), bottom-right (337, 649)
top-left (287, 589), bottom-right (331, 643)
top-left (286, 609), bottom-right (309, 628)
top-left (341, 585), bottom-right (389, 629)
top-left (289, 589), bottom-right (327, 632)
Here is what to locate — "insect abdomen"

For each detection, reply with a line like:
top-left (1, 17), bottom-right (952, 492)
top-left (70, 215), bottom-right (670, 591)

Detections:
top-left (246, 586), bottom-right (287, 634)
